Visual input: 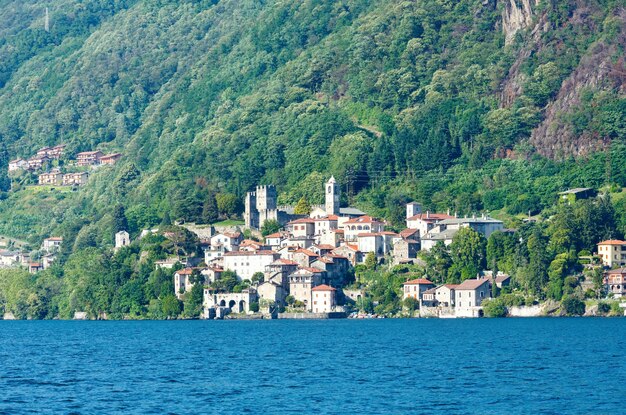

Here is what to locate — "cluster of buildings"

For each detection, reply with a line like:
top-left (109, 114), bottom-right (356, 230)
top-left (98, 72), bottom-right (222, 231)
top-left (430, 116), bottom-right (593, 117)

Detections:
top-left (596, 240), bottom-right (626, 298)
top-left (169, 177), bottom-right (509, 318)
top-left (8, 145), bottom-right (122, 188)
top-left (403, 272), bottom-right (511, 317)
top-left (0, 237), bottom-right (63, 274)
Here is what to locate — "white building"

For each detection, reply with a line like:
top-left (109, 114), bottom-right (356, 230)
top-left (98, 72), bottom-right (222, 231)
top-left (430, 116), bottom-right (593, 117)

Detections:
top-left (402, 278), bottom-right (435, 301)
top-left (210, 232), bottom-right (242, 252)
top-left (343, 216), bottom-right (385, 242)
top-left (455, 279), bottom-right (491, 317)
top-left (311, 284), bottom-right (337, 313)
top-left (42, 237), bottom-right (63, 253)
top-left (288, 267), bottom-right (324, 310)
top-left (223, 250), bottom-right (280, 281)
top-left (115, 231), bottom-right (130, 251)
top-left (204, 289), bottom-right (258, 317)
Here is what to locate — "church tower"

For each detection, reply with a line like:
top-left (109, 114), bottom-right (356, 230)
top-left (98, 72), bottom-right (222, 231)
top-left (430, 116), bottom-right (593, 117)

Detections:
top-left (325, 176), bottom-right (340, 216)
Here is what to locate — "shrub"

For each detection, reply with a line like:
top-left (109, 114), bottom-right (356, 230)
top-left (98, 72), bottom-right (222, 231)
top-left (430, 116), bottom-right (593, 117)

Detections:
top-left (249, 302), bottom-right (259, 313)
top-left (562, 297), bottom-right (585, 316)
top-left (482, 298), bottom-right (507, 317)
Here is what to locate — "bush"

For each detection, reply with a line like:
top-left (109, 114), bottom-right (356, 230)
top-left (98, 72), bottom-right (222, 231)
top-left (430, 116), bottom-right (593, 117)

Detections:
top-left (482, 298), bottom-right (507, 317)
top-left (597, 302), bottom-right (611, 314)
top-left (562, 297), bottom-right (585, 316)
top-left (249, 302), bottom-right (259, 313)
top-left (403, 297), bottom-right (418, 311)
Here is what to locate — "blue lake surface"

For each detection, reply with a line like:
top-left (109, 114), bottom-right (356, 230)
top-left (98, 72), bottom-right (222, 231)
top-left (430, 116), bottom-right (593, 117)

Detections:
top-left (0, 318), bottom-right (624, 414)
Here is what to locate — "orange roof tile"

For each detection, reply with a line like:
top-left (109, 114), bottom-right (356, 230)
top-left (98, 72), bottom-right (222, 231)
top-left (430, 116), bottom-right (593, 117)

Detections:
top-left (403, 278), bottom-right (434, 285)
top-left (312, 284), bottom-right (336, 292)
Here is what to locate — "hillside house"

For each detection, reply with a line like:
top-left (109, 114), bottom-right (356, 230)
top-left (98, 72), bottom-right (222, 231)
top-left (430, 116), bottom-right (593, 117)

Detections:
top-left (393, 239), bottom-right (420, 264)
top-left (597, 240), bottom-right (626, 268)
top-left (287, 218), bottom-right (316, 238)
top-left (406, 211), bottom-right (455, 237)
top-left (8, 158), bottom-right (28, 172)
top-left (332, 244), bottom-right (362, 265)
top-left (292, 248), bottom-right (320, 268)
top-left (559, 188), bottom-right (597, 204)
top-left (174, 268), bottom-right (197, 298)
top-left (604, 268), bottom-right (626, 298)
top-left (100, 153), bottom-right (122, 165)
top-left (42, 237), bottom-right (63, 253)
top-left (210, 232), bottom-right (242, 252)
top-left (38, 169), bottom-right (63, 186)
top-left (265, 259), bottom-right (299, 288)
top-left (76, 150), bottom-right (103, 166)
top-left (63, 172), bottom-right (89, 186)
top-left (311, 284), bottom-right (337, 313)
top-left (28, 262), bottom-right (44, 274)
top-left (257, 281), bottom-right (286, 304)
top-left (27, 155), bottom-right (50, 170)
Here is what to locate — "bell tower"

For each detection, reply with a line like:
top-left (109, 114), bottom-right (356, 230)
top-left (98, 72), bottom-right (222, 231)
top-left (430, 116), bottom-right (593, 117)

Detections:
top-left (325, 176), bottom-right (340, 216)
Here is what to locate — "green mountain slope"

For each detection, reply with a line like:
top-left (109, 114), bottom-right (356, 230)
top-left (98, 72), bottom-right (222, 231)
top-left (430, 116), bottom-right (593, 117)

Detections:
top-left (0, 0), bottom-right (623, 246)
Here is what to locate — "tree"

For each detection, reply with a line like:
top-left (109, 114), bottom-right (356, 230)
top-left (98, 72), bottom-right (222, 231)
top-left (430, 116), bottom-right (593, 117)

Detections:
top-left (216, 193), bottom-right (241, 218)
top-left (561, 296), bottom-right (585, 316)
top-left (202, 191), bottom-right (219, 224)
top-left (161, 294), bottom-right (182, 318)
top-left (365, 252), bottom-right (377, 270)
top-left (450, 227), bottom-right (486, 280)
top-left (251, 272), bottom-right (264, 284)
top-left (249, 302), bottom-right (260, 312)
top-left (403, 296), bottom-right (418, 311)
top-left (482, 298), bottom-right (507, 317)
top-left (261, 219), bottom-right (281, 237)
top-left (294, 196), bottom-right (312, 215)
top-left (183, 283), bottom-right (204, 318)
top-left (113, 204), bottom-right (128, 232)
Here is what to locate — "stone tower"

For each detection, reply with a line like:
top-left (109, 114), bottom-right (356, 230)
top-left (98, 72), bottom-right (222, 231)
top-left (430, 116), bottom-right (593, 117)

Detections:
top-left (406, 202), bottom-right (422, 219)
top-left (115, 231), bottom-right (130, 252)
top-left (325, 176), bottom-right (340, 216)
top-left (244, 191), bottom-right (258, 229)
top-left (256, 185), bottom-right (277, 212)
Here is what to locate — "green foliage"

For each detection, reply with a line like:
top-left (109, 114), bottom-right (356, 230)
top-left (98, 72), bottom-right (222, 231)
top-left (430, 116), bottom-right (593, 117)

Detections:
top-left (249, 301), bottom-right (259, 313)
top-left (260, 219), bottom-right (281, 237)
top-left (403, 296), bottom-right (418, 311)
top-left (364, 252), bottom-right (377, 270)
top-left (482, 298), bottom-right (507, 318)
top-left (293, 197), bottom-right (312, 215)
top-left (450, 227), bottom-right (486, 281)
top-left (561, 296), bottom-right (585, 316)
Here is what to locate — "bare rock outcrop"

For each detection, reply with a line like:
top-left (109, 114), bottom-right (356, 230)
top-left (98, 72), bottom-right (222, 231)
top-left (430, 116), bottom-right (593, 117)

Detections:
top-left (502, 0), bottom-right (540, 45)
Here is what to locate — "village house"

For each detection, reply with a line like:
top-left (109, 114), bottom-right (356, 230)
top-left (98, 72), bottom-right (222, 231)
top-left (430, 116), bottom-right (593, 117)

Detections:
top-left (421, 216), bottom-right (504, 252)
top-left (204, 289), bottom-right (258, 317)
top-left (406, 211), bottom-right (456, 238)
top-left (265, 258), bottom-right (299, 288)
top-left (28, 262), bottom-right (44, 274)
top-left (313, 215), bottom-right (339, 236)
top-left (38, 169), bottom-right (63, 186)
top-left (435, 284), bottom-right (457, 307)
top-left (311, 255), bottom-right (349, 285)
top-left (27, 155), bottom-right (50, 170)
top-left (62, 172), bottom-right (89, 186)
top-left (174, 268), bottom-right (198, 298)
top-left (311, 284), bottom-right (337, 313)
top-left (559, 188), bottom-right (597, 204)
top-left (332, 244), bottom-right (363, 265)
top-left (201, 266), bottom-right (224, 284)
top-left (37, 145), bottom-right (65, 160)
top-left (0, 250), bottom-right (20, 268)
top-left (265, 232), bottom-right (288, 249)
top-left (239, 239), bottom-right (269, 252)
top-left (421, 287), bottom-right (438, 307)
top-left (480, 271), bottom-right (511, 289)
top-left (455, 279), bottom-right (491, 317)
top-left (287, 218), bottom-right (316, 238)
top-left (604, 268), bottom-right (626, 298)
top-left (343, 216), bottom-right (385, 242)
top-left (283, 235), bottom-right (316, 249)
top-left (100, 153), bottom-right (122, 165)
top-left (393, 238), bottom-right (420, 264)
top-left (76, 150), bottom-right (104, 166)
top-left (292, 248), bottom-right (320, 268)
top-left (42, 254), bottom-right (56, 270)
top-left (318, 228), bottom-right (344, 248)
top-left (155, 257), bottom-right (185, 269)
top-left (42, 237), bottom-right (63, 253)
top-left (8, 158), bottom-right (28, 172)
top-left (204, 245), bottom-right (227, 264)
top-left (257, 281), bottom-right (286, 305)
top-left (310, 244), bottom-right (336, 257)
top-left (210, 232), bottom-right (242, 252)
top-left (597, 240), bottom-right (626, 268)
top-left (223, 250), bottom-right (280, 281)
top-left (402, 278), bottom-right (436, 301)
top-left (357, 233), bottom-right (383, 256)
top-left (289, 267), bottom-right (325, 310)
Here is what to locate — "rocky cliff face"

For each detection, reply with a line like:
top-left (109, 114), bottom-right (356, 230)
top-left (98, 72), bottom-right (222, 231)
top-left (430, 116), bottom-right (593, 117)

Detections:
top-left (502, 0), bottom-right (540, 45)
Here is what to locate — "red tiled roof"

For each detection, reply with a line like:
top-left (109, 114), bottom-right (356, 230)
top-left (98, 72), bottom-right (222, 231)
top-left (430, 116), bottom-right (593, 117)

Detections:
top-left (222, 232), bottom-right (242, 239)
top-left (298, 267), bottom-right (324, 274)
top-left (265, 232), bottom-right (284, 238)
top-left (407, 213), bottom-right (455, 222)
top-left (45, 237), bottom-right (63, 241)
top-left (598, 240), bottom-right (626, 246)
top-left (344, 215), bottom-right (382, 224)
top-left (176, 268), bottom-right (194, 275)
top-left (288, 218), bottom-right (316, 224)
top-left (294, 249), bottom-right (319, 257)
top-left (314, 244), bottom-right (336, 250)
top-left (312, 284), bottom-right (336, 292)
top-left (273, 259), bottom-right (299, 266)
top-left (403, 278), bottom-right (434, 285)
top-left (223, 250), bottom-right (277, 256)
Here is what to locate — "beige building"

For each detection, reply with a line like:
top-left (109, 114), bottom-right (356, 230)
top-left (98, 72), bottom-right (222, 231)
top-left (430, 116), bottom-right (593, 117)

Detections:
top-left (204, 289), bottom-right (258, 317)
top-left (100, 153), bottom-right (122, 165)
top-left (455, 279), bottom-right (490, 317)
top-left (406, 211), bottom-right (455, 237)
top-left (288, 267), bottom-right (324, 310)
top-left (8, 158), bottom-right (28, 172)
top-left (42, 237), bottom-right (63, 253)
top-left (287, 218), bottom-right (316, 238)
top-left (174, 268), bottom-right (196, 298)
top-left (597, 240), bottom-right (626, 268)
top-left (343, 216), bottom-right (384, 242)
top-left (63, 172), bottom-right (89, 186)
top-left (311, 284), bottom-right (337, 313)
top-left (38, 169), bottom-right (63, 186)
top-left (402, 278), bottom-right (435, 301)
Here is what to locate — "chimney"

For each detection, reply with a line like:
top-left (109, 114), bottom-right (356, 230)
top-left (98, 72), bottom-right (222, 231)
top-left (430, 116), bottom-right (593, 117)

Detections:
top-left (426, 211), bottom-right (430, 219)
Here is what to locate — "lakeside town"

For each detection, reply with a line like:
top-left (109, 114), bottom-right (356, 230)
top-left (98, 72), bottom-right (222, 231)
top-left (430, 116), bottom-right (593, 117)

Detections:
top-left (3, 177), bottom-right (625, 320)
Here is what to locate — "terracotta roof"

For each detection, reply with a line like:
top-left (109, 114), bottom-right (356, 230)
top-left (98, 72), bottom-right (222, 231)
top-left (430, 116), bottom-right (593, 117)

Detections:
top-left (288, 218), bottom-right (316, 224)
top-left (403, 278), bottom-right (434, 285)
top-left (265, 232), bottom-right (284, 238)
top-left (332, 229), bottom-right (344, 234)
top-left (312, 284), bottom-right (336, 292)
top-left (598, 240), bottom-right (626, 246)
top-left (221, 232), bottom-right (242, 239)
top-left (314, 244), bottom-right (336, 250)
top-left (298, 267), bottom-right (324, 274)
top-left (605, 268), bottom-right (626, 274)
top-left (223, 250), bottom-right (277, 256)
top-left (314, 215), bottom-right (339, 221)
top-left (45, 237), bottom-right (63, 241)
top-left (457, 279), bottom-right (490, 290)
top-left (294, 249), bottom-right (319, 257)
top-left (272, 259), bottom-right (300, 266)
top-left (344, 215), bottom-right (382, 224)
top-left (315, 257), bottom-right (334, 264)
top-left (241, 239), bottom-right (262, 246)
top-left (100, 153), bottom-right (122, 159)
top-left (357, 232), bottom-right (381, 237)
top-left (176, 268), bottom-right (194, 275)
top-left (407, 213), bottom-right (455, 222)
top-left (379, 231), bottom-right (399, 236)
top-left (443, 284), bottom-right (459, 289)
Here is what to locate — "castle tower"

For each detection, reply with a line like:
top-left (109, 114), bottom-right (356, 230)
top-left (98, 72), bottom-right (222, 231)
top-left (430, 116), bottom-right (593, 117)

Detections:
top-left (406, 202), bottom-right (422, 219)
top-left (115, 231), bottom-right (130, 252)
top-left (256, 185), bottom-right (277, 211)
top-left (325, 176), bottom-right (340, 216)
top-left (244, 191), bottom-right (258, 229)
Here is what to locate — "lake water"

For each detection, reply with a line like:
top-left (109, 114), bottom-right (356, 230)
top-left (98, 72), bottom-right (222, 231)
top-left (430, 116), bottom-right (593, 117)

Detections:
top-left (0, 318), bottom-right (624, 414)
